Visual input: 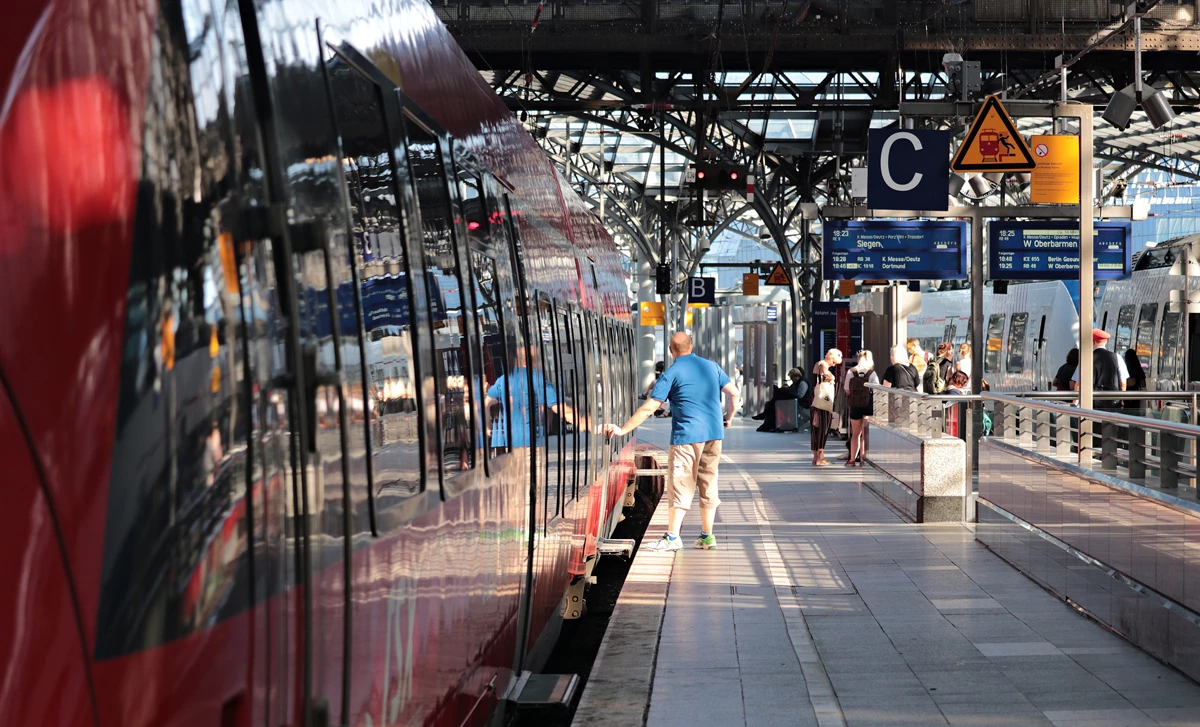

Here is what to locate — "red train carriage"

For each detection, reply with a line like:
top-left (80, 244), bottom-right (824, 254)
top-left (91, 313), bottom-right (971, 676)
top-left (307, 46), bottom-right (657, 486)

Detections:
top-left (0, 0), bottom-right (638, 725)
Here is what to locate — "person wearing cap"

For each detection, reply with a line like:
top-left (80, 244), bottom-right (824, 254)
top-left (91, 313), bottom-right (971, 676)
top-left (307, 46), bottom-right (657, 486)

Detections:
top-left (1071, 329), bottom-right (1128, 408)
top-left (752, 367), bottom-right (808, 432)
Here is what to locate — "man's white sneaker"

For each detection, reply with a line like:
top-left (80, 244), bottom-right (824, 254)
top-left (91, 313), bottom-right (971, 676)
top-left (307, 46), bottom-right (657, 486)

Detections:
top-left (644, 534), bottom-right (683, 552)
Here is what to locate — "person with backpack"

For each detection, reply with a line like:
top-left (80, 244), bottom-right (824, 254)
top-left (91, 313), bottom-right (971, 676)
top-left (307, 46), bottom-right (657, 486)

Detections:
top-left (923, 342), bottom-right (954, 394)
top-left (1070, 329), bottom-right (1128, 409)
top-left (844, 350), bottom-right (879, 467)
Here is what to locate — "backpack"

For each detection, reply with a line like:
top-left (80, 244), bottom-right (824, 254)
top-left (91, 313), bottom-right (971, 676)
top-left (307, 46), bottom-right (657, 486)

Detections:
top-left (848, 370), bottom-right (872, 408)
top-left (923, 357), bottom-right (948, 394)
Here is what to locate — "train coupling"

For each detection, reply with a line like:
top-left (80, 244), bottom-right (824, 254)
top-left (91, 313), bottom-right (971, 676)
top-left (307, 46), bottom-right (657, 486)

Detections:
top-left (596, 538), bottom-right (636, 559)
top-left (504, 671), bottom-right (579, 711)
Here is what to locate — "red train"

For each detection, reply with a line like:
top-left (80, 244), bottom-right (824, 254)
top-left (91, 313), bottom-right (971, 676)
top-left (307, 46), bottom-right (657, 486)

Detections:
top-left (0, 0), bottom-right (639, 725)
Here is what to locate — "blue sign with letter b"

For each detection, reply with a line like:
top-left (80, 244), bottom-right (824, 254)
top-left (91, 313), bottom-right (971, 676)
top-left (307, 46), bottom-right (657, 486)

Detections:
top-left (867, 129), bottom-right (950, 211)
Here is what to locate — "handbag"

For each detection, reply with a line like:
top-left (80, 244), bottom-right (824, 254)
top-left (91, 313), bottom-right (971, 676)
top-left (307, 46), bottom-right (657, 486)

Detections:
top-left (812, 380), bottom-right (836, 412)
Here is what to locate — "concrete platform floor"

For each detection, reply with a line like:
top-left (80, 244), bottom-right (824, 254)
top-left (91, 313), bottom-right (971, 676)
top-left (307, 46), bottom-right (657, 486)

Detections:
top-left (572, 419), bottom-right (1200, 727)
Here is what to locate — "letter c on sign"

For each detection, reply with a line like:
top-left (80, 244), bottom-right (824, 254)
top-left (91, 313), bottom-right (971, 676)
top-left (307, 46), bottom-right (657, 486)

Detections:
top-left (880, 132), bottom-right (923, 192)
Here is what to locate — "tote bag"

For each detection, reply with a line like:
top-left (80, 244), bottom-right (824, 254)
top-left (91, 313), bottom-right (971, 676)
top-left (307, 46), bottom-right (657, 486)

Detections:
top-left (812, 380), bottom-right (836, 412)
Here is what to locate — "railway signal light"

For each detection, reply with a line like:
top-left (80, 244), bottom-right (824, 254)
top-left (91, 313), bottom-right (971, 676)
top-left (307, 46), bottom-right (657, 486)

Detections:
top-left (688, 162), bottom-right (749, 191)
top-left (655, 262), bottom-right (672, 294)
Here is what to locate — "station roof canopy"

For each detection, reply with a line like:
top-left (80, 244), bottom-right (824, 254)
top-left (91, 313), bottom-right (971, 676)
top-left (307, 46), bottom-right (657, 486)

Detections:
top-left (439, 0), bottom-right (1200, 286)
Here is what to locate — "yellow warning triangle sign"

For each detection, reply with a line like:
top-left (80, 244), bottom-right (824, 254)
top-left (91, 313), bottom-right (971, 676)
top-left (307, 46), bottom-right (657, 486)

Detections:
top-left (765, 262), bottom-right (791, 286)
top-left (951, 95), bottom-right (1037, 173)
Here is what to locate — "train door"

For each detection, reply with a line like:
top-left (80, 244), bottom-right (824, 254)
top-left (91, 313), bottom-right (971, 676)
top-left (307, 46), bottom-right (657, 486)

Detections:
top-left (1033, 314), bottom-right (1049, 389)
top-left (497, 195), bottom-right (540, 670)
top-left (233, 8), bottom-right (378, 725)
top-left (574, 310), bottom-right (593, 492)
top-left (984, 314), bottom-right (1006, 381)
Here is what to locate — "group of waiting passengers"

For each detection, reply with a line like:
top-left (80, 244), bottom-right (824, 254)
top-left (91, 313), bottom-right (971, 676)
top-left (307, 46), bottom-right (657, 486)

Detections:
top-left (807, 340), bottom-right (975, 468)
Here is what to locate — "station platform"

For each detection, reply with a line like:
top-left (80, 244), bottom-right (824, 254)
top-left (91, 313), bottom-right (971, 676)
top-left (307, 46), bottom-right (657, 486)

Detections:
top-left (572, 420), bottom-right (1200, 727)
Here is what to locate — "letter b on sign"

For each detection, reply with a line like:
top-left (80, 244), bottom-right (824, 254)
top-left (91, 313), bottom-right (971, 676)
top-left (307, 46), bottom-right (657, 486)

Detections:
top-left (867, 129), bottom-right (950, 211)
top-left (688, 277), bottom-right (716, 306)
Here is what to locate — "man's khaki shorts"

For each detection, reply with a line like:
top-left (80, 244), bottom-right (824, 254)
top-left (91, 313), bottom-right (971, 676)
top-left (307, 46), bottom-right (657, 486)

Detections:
top-left (667, 440), bottom-right (723, 510)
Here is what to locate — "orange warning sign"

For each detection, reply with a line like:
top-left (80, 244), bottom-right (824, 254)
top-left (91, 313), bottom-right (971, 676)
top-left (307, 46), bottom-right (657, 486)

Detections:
top-left (951, 96), bottom-right (1037, 173)
top-left (764, 262), bottom-right (791, 286)
top-left (639, 301), bottom-right (664, 326)
top-left (743, 272), bottom-right (760, 296)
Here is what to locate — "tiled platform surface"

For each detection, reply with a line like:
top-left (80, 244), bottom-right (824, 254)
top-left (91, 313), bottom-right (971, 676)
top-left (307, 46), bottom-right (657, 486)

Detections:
top-left (574, 420), bottom-right (1200, 727)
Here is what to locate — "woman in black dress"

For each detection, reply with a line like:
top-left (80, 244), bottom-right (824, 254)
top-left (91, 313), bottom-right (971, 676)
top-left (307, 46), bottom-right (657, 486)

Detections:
top-left (1124, 349), bottom-right (1148, 410)
top-left (810, 348), bottom-right (843, 466)
top-left (845, 350), bottom-right (879, 466)
top-left (1052, 348), bottom-right (1079, 391)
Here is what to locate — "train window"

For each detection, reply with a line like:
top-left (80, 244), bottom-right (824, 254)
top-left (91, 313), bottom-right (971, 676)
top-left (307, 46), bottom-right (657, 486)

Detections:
top-left (984, 314), bottom-right (1006, 374)
top-left (590, 315), bottom-right (607, 469)
top-left (470, 248), bottom-right (508, 463)
top-left (457, 169), bottom-right (510, 468)
top-left (556, 305), bottom-right (578, 502)
top-left (1115, 305), bottom-right (1136, 353)
top-left (405, 122), bottom-right (474, 478)
top-left (327, 55), bottom-right (424, 523)
top-left (98, 14), bottom-right (259, 657)
top-left (1006, 313), bottom-right (1028, 374)
top-left (540, 298), bottom-right (566, 527)
top-left (1160, 311), bottom-right (1183, 381)
top-left (1100, 311), bottom-right (1109, 332)
top-left (1134, 303), bottom-right (1158, 373)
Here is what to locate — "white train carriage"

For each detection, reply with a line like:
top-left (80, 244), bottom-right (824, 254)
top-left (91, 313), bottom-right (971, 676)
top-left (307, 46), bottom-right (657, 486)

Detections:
top-left (1096, 236), bottom-right (1200, 391)
top-left (908, 280), bottom-right (1080, 391)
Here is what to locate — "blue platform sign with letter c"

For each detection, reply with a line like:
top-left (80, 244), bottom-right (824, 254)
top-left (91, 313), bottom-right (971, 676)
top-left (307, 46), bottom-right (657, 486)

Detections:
top-left (867, 129), bottom-right (950, 211)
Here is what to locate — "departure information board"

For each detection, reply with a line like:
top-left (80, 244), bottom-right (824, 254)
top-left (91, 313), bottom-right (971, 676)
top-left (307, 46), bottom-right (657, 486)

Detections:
top-left (823, 220), bottom-right (968, 280)
top-left (989, 221), bottom-right (1132, 280)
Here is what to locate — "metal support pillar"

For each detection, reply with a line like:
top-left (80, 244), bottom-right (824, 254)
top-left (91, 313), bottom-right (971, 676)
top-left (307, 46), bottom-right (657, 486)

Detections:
top-left (1073, 103), bottom-right (1095, 467)
top-left (636, 258), bottom-right (658, 392)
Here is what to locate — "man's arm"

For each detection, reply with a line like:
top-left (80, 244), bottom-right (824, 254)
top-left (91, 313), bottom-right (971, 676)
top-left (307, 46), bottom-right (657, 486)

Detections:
top-left (604, 398), bottom-right (663, 438)
top-left (722, 382), bottom-right (739, 427)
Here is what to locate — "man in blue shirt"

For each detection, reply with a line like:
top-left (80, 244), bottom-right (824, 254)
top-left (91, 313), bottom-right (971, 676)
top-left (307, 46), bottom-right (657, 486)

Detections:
top-left (604, 332), bottom-right (739, 552)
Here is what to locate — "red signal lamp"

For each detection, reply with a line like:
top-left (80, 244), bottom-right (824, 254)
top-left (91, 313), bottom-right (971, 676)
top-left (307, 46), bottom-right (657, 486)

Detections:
top-left (729, 171), bottom-right (739, 181)
top-left (467, 221), bottom-right (481, 230)
top-left (696, 170), bottom-right (706, 179)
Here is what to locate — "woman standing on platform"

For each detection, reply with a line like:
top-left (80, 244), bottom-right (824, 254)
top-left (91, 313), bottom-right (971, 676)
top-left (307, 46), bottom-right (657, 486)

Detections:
top-left (907, 338), bottom-right (929, 379)
top-left (883, 344), bottom-right (920, 391)
top-left (810, 348), bottom-right (843, 466)
top-left (955, 343), bottom-right (973, 386)
top-left (845, 350), bottom-right (878, 467)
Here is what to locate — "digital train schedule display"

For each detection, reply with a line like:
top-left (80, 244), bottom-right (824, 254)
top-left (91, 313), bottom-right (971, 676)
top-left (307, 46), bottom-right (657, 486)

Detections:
top-left (823, 220), bottom-right (969, 281)
top-left (989, 221), bottom-right (1132, 281)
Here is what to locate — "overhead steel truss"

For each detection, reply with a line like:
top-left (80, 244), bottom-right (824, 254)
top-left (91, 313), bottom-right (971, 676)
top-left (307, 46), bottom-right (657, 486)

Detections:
top-left (438, 0), bottom-right (1200, 350)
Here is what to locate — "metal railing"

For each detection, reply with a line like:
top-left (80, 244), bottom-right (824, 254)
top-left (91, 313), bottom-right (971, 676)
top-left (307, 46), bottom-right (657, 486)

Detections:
top-left (867, 383), bottom-right (980, 439)
top-left (985, 393), bottom-right (1200, 494)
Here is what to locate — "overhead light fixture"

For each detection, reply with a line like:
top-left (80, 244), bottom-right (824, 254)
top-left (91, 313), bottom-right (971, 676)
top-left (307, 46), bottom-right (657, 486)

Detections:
top-left (1016, 173), bottom-right (1032, 186)
top-left (1103, 13), bottom-right (1176, 130)
top-left (1102, 84), bottom-right (1137, 130)
top-left (983, 172), bottom-right (1005, 186)
top-left (948, 174), bottom-right (967, 198)
top-left (968, 174), bottom-right (993, 197)
top-left (1142, 85), bottom-right (1177, 129)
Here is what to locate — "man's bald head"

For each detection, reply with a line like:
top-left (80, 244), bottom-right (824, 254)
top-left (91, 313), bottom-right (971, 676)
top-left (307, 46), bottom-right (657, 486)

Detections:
top-left (669, 332), bottom-right (694, 356)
